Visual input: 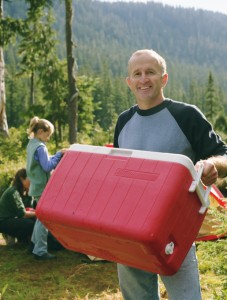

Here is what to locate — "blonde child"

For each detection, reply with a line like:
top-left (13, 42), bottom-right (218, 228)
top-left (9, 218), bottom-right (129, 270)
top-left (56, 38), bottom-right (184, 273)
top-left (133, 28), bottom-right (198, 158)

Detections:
top-left (26, 116), bottom-right (66, 260)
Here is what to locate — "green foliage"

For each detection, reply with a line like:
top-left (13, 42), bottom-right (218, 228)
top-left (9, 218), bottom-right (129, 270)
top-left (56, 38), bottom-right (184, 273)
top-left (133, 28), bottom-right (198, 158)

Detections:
top-left (214, 114), bottom-right (227, 133)
top-left (0, 18), bottom-right (26, 47)
top-left (25, 0), bottom-right (53, 17)
top-left (0, 284), bottom-right (8, 299)
top-left (198, 239), bottom-right (227, 275)
top-left (0, 127), bottom-right (28, 195)
top-left (197, 202), bottom-right (227, 289)
top-left (67, 0), bottom-right (227, 90)
top-left (17, 10), bottom-right (57, 76)
top-left (0, 169), bottom-right (14, 198)
top-left (0, 127), bottom-right (27, 162)
top-left (5, 74), bottom-right (30, 128)
top-left (2, 0), bottom-right (227, 146)
top-left (204, 72), bottom-right (223, 124)
top-left (9, 6), bottom-right (69, 143)
top-left (77, 76), bottom-right (99, 136)
top-left (39, 56), bottom-right (68, 144)
top-left (77, 123), bottom-right (113, 146)
top-left (1, 1), bottom-right (52, 47)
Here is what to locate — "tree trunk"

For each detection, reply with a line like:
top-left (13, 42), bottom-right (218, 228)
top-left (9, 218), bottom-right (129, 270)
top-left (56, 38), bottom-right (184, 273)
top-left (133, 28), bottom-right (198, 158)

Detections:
top-left (65, 0), bottom-right (78, 144)
top-left (0, 0), bottom-right (9, 137)
top-left (30, 71), bottom-right (35, 105)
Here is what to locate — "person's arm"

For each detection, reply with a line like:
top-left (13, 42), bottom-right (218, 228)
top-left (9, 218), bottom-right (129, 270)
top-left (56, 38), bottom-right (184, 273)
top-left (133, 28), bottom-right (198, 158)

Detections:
top-left (23, 210), bottom-right (36, 219)
top-left (10, 190), bottom-right (34, 219)
top-left (207, 156), bottom-right (227, 178)
top-left (195, 156), bottom-right (227, 186)
top-left (34, 145), bottom-right (65, 172)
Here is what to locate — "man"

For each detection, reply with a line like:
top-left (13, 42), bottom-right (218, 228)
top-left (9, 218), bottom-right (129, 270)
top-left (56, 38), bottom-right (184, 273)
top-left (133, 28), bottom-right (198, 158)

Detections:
top-left (113, 49), bottom-right (227, 300)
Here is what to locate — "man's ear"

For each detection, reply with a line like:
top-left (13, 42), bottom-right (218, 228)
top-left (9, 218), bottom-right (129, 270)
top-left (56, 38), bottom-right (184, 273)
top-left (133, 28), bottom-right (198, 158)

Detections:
top-left (162, 73), bottom-right (168, 87)
top-left (126, 76), bottom-right (131, 88)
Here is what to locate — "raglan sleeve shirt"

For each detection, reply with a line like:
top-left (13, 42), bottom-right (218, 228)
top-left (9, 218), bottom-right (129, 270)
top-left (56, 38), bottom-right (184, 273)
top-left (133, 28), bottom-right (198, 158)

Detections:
top-left (114, 99), bottom-right (227, 164)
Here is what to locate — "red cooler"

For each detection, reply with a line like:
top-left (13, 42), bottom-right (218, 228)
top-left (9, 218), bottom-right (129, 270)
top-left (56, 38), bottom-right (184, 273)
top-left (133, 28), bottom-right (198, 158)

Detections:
top-left (36, 144), bottom-right (210, 275)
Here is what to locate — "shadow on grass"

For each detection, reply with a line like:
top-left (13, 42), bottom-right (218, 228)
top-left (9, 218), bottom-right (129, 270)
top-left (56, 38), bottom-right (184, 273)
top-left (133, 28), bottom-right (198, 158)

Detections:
top-left (0, 236), bottom-right (122, 300)
top-left (1, 235), bottom-right (226, 299)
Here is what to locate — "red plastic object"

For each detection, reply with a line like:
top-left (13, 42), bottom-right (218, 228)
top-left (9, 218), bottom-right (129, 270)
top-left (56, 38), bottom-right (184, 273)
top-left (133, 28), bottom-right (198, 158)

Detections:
top-left (104, 143), bottom-right (113, 148)
top-left (36, 145), bottom-right (209, 275)
top-left (196, 184), bottom-right (227, 241)
top-left (25, 207), bottom-right (35, 212)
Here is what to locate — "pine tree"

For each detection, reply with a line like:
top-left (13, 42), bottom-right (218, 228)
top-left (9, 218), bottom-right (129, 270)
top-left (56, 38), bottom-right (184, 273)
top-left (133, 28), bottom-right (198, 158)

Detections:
top-left (205, 72), bottom-right (223, 126)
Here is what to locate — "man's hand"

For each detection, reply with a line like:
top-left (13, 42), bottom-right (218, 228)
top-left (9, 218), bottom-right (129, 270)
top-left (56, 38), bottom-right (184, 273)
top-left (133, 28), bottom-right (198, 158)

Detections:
top-left (195, 160), bottom-right (218, 186)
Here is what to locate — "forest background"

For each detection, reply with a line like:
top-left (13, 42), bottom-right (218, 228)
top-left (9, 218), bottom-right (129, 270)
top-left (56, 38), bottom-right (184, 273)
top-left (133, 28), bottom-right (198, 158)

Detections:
top-left (0, 1), bottom-right (227, 299)
top-left (1, 0), bottom-right (227, 185)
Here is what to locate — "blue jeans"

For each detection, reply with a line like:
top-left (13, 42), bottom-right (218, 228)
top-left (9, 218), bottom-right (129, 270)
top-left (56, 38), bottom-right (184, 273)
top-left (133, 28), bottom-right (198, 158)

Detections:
top-left (31, 196), bottom-right (49, 256)
top-left (117, 244), bottom-right (202, 300)
top-left (31, 218), bottom-right (48, 256)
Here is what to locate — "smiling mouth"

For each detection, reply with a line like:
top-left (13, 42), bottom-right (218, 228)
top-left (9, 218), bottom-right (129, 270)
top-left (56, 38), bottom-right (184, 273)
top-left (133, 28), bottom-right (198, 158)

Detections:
top-left (139, 86), bottom-right (151, 90)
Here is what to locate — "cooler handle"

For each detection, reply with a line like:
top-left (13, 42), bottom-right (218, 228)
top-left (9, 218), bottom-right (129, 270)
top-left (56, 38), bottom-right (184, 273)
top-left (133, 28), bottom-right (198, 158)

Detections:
top-left (108, 148), bottom-right (133, 157)
top-left (189, 163), bottom-right (211, 214)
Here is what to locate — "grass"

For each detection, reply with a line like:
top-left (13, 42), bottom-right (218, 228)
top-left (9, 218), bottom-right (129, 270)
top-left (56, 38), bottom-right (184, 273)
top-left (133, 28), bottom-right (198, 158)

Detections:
top-left (0, 234), bottom-right (226, 300)
top-left (0, 235), bottom-right (121, 300)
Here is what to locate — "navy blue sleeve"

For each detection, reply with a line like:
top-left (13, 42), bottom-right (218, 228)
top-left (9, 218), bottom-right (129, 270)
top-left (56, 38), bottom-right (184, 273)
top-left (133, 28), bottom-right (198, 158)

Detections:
top-left (167, 101), bottom-right (227, 161)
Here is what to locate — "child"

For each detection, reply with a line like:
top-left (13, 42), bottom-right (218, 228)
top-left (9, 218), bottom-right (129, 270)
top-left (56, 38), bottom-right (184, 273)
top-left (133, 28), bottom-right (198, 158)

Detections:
top-left (26, 116), bottom-right (66, 260)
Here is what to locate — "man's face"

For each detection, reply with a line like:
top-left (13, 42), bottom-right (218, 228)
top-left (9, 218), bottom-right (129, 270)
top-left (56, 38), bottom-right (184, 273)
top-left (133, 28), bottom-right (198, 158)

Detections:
top-left (126, 52), bottom-right (168, 109)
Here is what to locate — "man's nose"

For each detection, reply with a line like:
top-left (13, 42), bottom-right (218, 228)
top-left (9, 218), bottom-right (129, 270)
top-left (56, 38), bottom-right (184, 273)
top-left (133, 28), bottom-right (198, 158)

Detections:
top-left (140, 73), bottom-right (149, 82)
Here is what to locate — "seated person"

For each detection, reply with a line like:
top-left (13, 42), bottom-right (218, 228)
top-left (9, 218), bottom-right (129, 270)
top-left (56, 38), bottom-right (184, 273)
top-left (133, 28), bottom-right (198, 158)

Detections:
top-left (0, 168), bottom-right (36, 245)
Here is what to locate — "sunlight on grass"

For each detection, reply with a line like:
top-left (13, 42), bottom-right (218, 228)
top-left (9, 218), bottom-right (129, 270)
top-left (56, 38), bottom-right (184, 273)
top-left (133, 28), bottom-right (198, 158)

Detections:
top-left (0, 235), bottom-right (226, 299)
